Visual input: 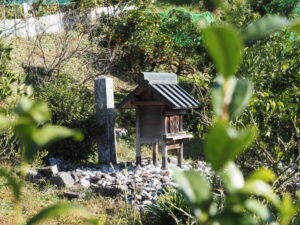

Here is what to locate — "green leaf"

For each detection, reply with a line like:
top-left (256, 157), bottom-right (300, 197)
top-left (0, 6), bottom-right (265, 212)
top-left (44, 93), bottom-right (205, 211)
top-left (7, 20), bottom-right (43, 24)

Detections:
top-left (0, 113), bottom-right (10, 130)
top-left (204, 123), bottom-right (256, 171)
top-left (33, 125), bottom-right (83, 147)
top-left (290, 22), bottom-right (300, 36)
top-left (229, 79), bottom-right (253, 120)
top-left (26, 202), bottom-right (98, 225)
top-left (244, 199), bottom-right (270, 221)
top-left (15, 98), bottom-right (51, 124)
top-left (279, 194), bottom-right (296, 225)
top-left (173, 170), bottom-right (211, 208)
top-left (211, 76), bottom-right (224, 118)
top-left (212, 77), bottom-right (253, 120)
top-left (28, 102), bottom-right (51, 124)
top-left (14, 124), bottom-right (83, 163)
top-left (212, 212), bottom-right (257, 225)
top-left (242, 180), bottom-right (280, 207)
top-left (241, 16), bottom-right (290, 43)
top-left (0, 168), bottom-right (21, 201)
top-left (14, 123), bottom-right (38, 163)
top-left (202, 26), bottom-right (243, 78)
top-left (221, 162), bottom-right (244, 193)
top-left (248, 168), bottom-right (276, 183)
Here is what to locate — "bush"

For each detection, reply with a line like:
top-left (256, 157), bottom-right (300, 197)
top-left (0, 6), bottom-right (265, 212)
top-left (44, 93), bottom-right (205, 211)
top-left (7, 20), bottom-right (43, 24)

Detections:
top-left (250, 0), bottom-right (300, 16)
top-left (236, 32), bottom-right (300, 176)
top-left (0, 5), bottom-right (25, 19)
top-left (143, 189), bottom-right (195, 225)
top-left (35, 74), bottom-right (99, 163)
top-left (91, 8), bottom-right (172, 81)
top-left (91, 7), bottom-right (211, 80)
top-left (0, 39), bottom-right (30, 163)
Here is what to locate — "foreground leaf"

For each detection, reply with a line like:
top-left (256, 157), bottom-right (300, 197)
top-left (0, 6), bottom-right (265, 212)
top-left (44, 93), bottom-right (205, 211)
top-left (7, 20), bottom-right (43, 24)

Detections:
top-left (212, 77), bottom-right (253, 121)
top-left (14, 123), bottom-right (38, 163)
top-left (202, 26), bottom-right (243, 78)
top-left (204, 123), bottom-right (256, 171)
top-left (173, 170), bottom-right (211, 208)
top-left (244, 199), bottom-right (271, 221)
top-left (290, 22), bottom-right (300, 36)
top-left (0, 113), bottom-right (10, 130)
top-left (279, 194), bottom-right (296, 225)
top-left (229, 79), bottom-right (253, 120)
top-left (248, 168), bottom-right (276, 183)
top-left (211, 212), bottom-right (257, 225)
top-left (0, 168), bottom-right (21, 201)
top-left (26, 203), bottom-right (98, 225)
top-left (211, 76), bottom-right (225, 118)
top-left (241, 16), bottom-right (289, 43)
top-left (33, 125), bottom-right (83, 147)
top-left (15, 98), bottom-right (51, 124)
top-left (242, 180), bottom-right (280, 207)
top-left (221, 162), bottom-right (244, 192)
top-left (14, 123), bottom-right (83, 163)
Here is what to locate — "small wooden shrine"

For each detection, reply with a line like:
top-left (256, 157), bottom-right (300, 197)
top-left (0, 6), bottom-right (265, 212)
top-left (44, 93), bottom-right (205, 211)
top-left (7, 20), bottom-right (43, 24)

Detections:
top-left (117, 72), bottom-right (199, 168)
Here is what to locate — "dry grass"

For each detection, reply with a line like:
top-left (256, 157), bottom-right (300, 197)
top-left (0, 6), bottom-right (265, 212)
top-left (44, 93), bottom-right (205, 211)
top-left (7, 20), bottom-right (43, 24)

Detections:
top-left (117, 138), bottom-right (153, 163)
top-left (3, 31), bottom-right (135, 93)
top-left (0, 176), bottom-right (142, 225)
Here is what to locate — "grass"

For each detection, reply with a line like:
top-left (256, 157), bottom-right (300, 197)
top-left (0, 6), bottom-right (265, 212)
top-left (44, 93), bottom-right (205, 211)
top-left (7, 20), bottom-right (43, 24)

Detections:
top-left (0, 173), bottom-right (142, 225)
top-left (153, 0), bottom-right (204, 13)
top-left (3, 32), bottom-right (135, 93)
top-left (117, 138), bottom-right (153, 163)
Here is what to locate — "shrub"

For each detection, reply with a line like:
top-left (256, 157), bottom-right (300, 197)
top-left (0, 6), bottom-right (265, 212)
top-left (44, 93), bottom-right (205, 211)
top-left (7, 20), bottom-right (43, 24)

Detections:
top-left (35, 74), bottom-right (98, 163)
top-left (0, 5), bottom-right (25, 19)
top-left (250, 0), bottom-right (300, 16)
top-left (90, 7), bottom-right (211, 79)
top-left (0, 41), bottom-right (12, 75)
top-left (0, 39), bottom-right (30, 163)
top-left (143, 189), bottom-right (195, 225)
top-left (236, 32), bottom-right (300, 176)
top-left (91, 8), bottom-right (172, 81)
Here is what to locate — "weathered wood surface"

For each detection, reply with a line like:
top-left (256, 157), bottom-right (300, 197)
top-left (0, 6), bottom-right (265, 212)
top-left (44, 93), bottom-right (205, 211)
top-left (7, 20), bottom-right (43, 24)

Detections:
top-left (165, 110), bottom-right (186, 116)
top-left (166, 143), bottom-right (180, 150)
top-left (140, 106), bottom-right (162, 138)
top-left (136, 106), bottom-right (142, 165)
top-left (164, 133), bottom-right (193, 141)
top-left (152, 144), bottom-right (158, 165)
top-left (178, 142), bottom-right (183, 168)
top-left (162, 142), bottom-right (168, 169)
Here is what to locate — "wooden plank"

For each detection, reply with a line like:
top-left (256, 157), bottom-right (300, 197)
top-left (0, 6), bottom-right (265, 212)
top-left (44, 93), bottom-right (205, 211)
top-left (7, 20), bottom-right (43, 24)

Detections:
top-left (166, 140), bottom-right (176, 145)
top-left (152, 143), bottom-right (158, 165)
top-left (164, 133), bottom-right (193, 141)
top-left (179, 115), bottom-right (183, 132)
top-left (170, 116), bottom-right (174, 133)
top-left (167, 143), bottom-right (180, 150)
top-left (134, 101), bottom-right (164, 106)
top-left (140, 137), bottom-right (161, 144)
top-left (165, 116), bottom-right (170, 134)
top-left (165, 110), bottom-right (187, 116)
top-left (174, 115), bottom-right (180, 133)
top-left (161, 106), bottom-right (165, 137)
top-left (162, 141), bottom-right (168, 169)
top-left (136, 106), bottom-right (142, 165)
top-left (177, 141), bottom-right (183, 168)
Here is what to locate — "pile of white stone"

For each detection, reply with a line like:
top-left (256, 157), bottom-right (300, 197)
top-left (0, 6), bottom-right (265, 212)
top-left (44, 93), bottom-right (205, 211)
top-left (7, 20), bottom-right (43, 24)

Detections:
top-left (26, 158), bottom-right (214, 208)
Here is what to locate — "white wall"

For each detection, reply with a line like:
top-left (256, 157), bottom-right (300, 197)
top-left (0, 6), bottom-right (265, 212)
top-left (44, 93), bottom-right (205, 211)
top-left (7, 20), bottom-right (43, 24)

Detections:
top-left (0, 6), bottom-right (133, 38)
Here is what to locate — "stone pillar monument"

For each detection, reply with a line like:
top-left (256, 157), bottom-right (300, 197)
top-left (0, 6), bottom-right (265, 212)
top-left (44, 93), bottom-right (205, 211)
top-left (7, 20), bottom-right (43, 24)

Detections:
top-left (94, 76), bottom-right (117, 164)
